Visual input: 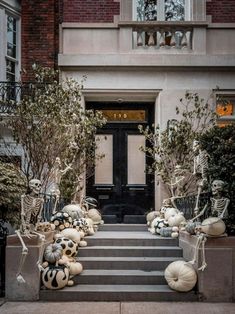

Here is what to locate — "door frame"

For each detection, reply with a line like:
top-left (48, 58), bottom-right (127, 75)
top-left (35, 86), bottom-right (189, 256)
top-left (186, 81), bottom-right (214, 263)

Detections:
top-left (86, 102), bottom-right (155, 220)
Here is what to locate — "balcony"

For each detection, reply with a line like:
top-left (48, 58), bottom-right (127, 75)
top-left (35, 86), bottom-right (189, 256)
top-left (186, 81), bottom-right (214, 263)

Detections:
top-left (59, 20), bottom-right (235, 68)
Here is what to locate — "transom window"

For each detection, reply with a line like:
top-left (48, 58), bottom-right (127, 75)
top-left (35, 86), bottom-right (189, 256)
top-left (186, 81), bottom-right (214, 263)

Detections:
top-left (134, 0), bottom-right (190, 21)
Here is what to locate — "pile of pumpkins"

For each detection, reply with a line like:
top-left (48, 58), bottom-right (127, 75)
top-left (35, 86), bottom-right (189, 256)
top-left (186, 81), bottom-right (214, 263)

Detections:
top-left (146, 199), bottom-right (198, 293)
top-left (41, 197), bottom-right (103, 290)
top-left (147, 201), bottom-right (186, 238)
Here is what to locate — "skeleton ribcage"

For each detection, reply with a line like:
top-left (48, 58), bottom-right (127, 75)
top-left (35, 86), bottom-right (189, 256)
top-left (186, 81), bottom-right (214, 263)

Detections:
top-left (23, 195), bottom-right (42, 225)
top-left (211, 198), bottom-right (228, 217)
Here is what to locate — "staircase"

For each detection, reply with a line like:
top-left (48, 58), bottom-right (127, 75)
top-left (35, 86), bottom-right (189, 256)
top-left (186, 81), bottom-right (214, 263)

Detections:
top-left (40, 224), bottom-right (198, 301)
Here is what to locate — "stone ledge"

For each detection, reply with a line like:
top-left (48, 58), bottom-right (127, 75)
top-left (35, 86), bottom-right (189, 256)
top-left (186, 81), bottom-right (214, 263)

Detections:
top-left (179, 231), bottom-right (235, 302)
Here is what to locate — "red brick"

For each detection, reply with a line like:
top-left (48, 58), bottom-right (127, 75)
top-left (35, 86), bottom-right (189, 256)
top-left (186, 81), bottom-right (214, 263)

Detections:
top-left (207, 0), bottom-right (235, 23)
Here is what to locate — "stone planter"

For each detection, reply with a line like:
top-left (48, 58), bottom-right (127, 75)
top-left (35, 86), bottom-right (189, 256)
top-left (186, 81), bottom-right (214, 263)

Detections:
top-left (179, 231), bottom-right (235, 302)
top-left (5, 231), bottom-right (54, 301)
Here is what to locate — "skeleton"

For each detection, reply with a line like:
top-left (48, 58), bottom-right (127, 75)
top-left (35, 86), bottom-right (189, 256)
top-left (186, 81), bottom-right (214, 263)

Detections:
top-left (169, 164), bottom-right (187, 197)
top-left (48, 157), bottom-right (72, 214)
top-left (15, 179), bottom-right (45, 283)
top-left (192, 179), bottom-right (230, 221)
top-left (188, 180), bottom-right (230, 272)
top-left (193, 140), bottom-right (209, 215)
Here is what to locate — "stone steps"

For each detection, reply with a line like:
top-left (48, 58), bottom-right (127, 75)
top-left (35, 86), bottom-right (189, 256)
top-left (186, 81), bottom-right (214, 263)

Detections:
top-left (78, 245), bottom-right (182, 257)
top-left (74, 269), bottom-right (167, 285)
top-left (40, 224), bottom-right (198, 301)
top-left (77, 256), bottom-right (183, 271)
top-left (40, 284), bottom-right (198, 302)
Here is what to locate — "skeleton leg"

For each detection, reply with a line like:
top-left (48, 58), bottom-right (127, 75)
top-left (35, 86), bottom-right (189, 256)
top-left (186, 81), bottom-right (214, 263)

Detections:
top-left (194, 185), bottom-right (202, 215)
top-left (198, 236), bottom-right (207, 271)
top-left (15, 230), bottom-right (29, 283)
top-left (31, 230), bottom-right (46, 272)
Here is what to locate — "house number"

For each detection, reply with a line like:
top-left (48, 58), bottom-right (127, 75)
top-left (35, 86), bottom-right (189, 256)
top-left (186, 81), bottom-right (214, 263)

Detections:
top-left (100, 110), bottom-right (146, 122)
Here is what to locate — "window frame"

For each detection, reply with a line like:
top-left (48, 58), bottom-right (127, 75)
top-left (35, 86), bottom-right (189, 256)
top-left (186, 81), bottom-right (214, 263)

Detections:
top-left (214, 91), bottom-right (235, 126)
top-left (132, 0), bottom-right (191, 22)
top-left (0, 4), bottom-right (21, 82)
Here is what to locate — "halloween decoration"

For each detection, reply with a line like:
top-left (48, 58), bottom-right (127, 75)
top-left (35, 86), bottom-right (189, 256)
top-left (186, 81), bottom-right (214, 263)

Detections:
top-left (15, 179), bottom-right (45, 283)
top-left (164, 260), bottom-right (197, 292)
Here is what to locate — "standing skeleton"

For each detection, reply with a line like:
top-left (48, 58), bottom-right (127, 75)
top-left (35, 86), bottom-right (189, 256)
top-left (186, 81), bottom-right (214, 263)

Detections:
top-left (193, 140), bottom-right (209, 214)
top-left (15, 179), bottom-right (45, 283)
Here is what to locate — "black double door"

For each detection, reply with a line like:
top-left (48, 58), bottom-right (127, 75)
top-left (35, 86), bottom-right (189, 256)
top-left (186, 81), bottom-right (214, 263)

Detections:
top-left (86, 103), bottom-right (154, 223)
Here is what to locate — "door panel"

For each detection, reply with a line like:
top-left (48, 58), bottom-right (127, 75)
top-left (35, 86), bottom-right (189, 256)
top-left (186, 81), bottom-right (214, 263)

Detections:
top-left (95, 134), bottom-right (113, 185)
top-left (87, 103), bottom-right (154, 223)
top-left (127, 134), bottom-right (146, 185)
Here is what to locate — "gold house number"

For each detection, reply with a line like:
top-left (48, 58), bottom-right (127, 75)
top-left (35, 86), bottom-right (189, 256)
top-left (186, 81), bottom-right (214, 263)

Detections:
top-left (101, 110), bottom-right (146, 122)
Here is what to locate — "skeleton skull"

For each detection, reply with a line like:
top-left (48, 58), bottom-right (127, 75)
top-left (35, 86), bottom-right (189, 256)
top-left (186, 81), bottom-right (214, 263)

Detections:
top-left (211, 180), bottom-right (224, 196)
top-left (29, 179), bottom-right (42, 195)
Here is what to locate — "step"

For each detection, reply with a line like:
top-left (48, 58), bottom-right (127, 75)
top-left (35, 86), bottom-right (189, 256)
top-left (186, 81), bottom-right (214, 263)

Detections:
top-left (99, 224), bottom-right (148, 232)
top-left (77, 256), bottom-right (182, 271)
top-left (74, 269), bottom-right (167, 285)
top-left (78, 246), bottom-right (182, 258)
top-left (40, 284), bottom-right (198, 301)
top-left (86, 231), bottom-right (178, 247)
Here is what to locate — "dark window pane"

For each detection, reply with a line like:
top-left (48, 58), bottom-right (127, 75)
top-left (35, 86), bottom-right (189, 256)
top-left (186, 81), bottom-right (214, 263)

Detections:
top-left (7, 43), bottom-right (16, 58)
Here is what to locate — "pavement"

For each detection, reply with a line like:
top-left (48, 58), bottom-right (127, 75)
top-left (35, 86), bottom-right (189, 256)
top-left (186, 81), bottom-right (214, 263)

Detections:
top-left (0, 301), bottom-right (235, 314)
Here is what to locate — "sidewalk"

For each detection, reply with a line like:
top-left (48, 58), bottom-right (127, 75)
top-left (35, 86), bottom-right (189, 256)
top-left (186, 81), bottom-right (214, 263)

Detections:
top-left (0, 301), bottom-right (235, 314)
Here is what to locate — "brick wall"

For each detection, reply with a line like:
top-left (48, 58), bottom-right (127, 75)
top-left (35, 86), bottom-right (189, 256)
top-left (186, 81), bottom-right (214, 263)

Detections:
top-left (207, 0), bottom-right (235, 23)
top-left (21, 0), bottom-right (60, 81)
top-left (62, 0), bottom-right (120, 23)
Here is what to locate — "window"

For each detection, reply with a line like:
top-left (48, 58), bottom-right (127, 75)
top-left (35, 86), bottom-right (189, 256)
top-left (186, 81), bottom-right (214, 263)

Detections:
top-left (134, 0), bottom-right (190, 21)
top-left (0, 4), bottom-right (20, 82)
top-left (216, 94), bottom-right (235, 127)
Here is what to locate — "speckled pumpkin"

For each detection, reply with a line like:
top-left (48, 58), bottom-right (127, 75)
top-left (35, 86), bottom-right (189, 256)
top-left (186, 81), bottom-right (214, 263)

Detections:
top-left (55, 237), bottom-right (78, 258)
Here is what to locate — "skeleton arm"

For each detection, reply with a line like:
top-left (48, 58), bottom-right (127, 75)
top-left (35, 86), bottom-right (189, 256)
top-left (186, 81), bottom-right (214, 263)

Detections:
top-left (219, 198), bottom-right (230, 219)
top-left (36, 198), bottom-right (44, 224)
top-left (20, 195), bottom-right (27, 233)
top-left (192, 203), bottom-right (208, 222)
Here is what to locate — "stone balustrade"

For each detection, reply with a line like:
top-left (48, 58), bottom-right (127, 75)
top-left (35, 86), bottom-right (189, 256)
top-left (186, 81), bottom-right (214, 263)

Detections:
top-left (118, 21), bottom-right (208, 51)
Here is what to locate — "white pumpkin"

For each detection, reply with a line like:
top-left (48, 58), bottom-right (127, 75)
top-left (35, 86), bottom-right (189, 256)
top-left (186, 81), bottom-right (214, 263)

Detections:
top-left (60, 228), bottom-right (81, 244)
top-left (198, 217), bottom-right (226, 236)
top-left (146, 211), bottom-right (160, 226)
top-left (164, 207), bottom-right (179, 220)
top-left (68, 261), bottom-right (83, 276)
top-left (62, 204), bottom-right (84, 220)
top-left (87, 208), bottom-right (103, 225)
top-left (168, 213), bottom-right (186, 227)
top-left (164, 260), bottom-right (197, 292)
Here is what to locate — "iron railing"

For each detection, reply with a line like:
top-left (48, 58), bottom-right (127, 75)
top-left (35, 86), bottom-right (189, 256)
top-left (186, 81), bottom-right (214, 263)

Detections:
top-left (0, 81), bottom-right (47, 114)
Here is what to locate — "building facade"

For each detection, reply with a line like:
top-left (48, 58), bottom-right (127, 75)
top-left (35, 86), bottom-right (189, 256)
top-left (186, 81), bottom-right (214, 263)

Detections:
top-left (1, 0), bottom-right (235, 222)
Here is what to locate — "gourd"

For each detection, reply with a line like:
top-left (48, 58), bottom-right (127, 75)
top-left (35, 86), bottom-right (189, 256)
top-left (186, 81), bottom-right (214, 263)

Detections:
top-left (164, 260), bottom-right (197, 292)
top-left (168, 213), bottom-right (186, 227)
top-left (160, 227), bottom-right (173, 237)
top-left (41, 264), bottom-right (69, 290)
top-left (44, 243), bottom-right (63, 264)
top-left (185, 221), bottom-right (199, 235)
top-left (198, 217), bottom-right (226, 236)
top-left (146, 211), bottom-right (160, 226)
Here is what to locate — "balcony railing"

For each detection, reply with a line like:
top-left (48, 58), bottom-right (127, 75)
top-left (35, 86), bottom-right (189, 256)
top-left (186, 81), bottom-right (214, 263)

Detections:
top-left (119, 21), bottom-right (208, 50)
top-left (0, 81), bottom-right (46, 114)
